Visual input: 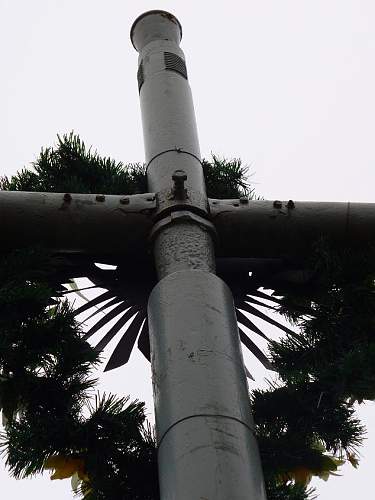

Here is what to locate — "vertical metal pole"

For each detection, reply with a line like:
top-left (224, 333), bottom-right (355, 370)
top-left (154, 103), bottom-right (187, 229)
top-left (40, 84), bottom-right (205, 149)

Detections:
top-left (131, 11), bottom-right (267, 500)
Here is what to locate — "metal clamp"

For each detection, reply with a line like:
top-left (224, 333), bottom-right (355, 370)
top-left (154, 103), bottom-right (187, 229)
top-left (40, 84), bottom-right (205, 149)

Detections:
top-left (149, 210), bottom-right (217, 243)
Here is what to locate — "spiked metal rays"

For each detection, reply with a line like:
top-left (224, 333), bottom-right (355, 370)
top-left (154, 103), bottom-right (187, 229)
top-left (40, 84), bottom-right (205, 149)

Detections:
top-left (57, 256), bottom-right (309, 375)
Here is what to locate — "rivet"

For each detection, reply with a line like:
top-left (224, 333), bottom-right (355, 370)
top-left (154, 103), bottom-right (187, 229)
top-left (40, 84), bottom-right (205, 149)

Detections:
top-left (120, 197), bottom-right (130, 205)
top-left (96, 194), bottom-right (105, 202)
top-left (286, 199), bottom-right (295, 209)
top-left (63, 193), bottom-right (72, 202)
top-left (273, 200), bottom-right (282, 209)
top-left (240, 196), bottom-right (249, 204)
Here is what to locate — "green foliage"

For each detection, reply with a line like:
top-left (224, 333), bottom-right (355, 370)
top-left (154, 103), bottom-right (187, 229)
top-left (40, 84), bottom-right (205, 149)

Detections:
top-left (0, 249), bottom-right (99, 423)
top-left (4, 393), bottom-right (158, 499)
top-left (0, 132), bottom-right (147, 195)
top-left (78, 394), bottom-right (158, 500)
top-left (253, 383), bottom-right (363, 457)
top-left (266, 479), bottom-right (316, 500)
top-left (0, 248), bottom-right (158, 498)
top-left (253, 241), bottom-right (375, 498)
top-left (0, 132), bottom-right (255, 200)
top-left (202, 155), bottom-right (255, 199)
top-left (252, 382), bottom-right (363, 499)
top-left (270, 241), bottom-right (375, 402)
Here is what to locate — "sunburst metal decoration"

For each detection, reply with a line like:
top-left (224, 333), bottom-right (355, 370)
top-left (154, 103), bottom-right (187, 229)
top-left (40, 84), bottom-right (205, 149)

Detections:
top-left (59, 256), bottom-right (301, 375)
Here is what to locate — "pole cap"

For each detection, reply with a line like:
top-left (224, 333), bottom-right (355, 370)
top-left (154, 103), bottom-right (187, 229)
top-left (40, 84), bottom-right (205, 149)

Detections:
top-left (130, 10), bottom-right (182, 52)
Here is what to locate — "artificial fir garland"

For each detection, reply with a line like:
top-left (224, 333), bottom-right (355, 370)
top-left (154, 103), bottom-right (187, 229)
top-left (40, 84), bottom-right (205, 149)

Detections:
top-left (0, 248), bottom-right (158, 499)
top-left (1, 133), bottom-right (373, 499)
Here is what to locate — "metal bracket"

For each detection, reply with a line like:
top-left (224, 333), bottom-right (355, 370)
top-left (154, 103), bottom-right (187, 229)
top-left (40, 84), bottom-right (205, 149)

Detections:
top-left (149, 210), bottom-right (217, 243)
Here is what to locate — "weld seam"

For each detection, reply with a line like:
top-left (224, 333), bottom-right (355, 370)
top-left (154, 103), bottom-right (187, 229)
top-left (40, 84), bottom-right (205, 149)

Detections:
top-left (157, 413), bottom-right (255, 448)
top-left (146, 149), bottom-right (201, 173)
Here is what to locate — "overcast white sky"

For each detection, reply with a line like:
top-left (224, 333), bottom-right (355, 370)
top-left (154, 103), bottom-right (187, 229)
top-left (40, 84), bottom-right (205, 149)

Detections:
top-left (1, 1), bottom-right (375, 499)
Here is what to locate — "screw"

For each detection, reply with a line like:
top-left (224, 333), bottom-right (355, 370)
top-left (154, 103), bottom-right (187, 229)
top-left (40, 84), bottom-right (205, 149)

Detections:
top-left (96, 194), bottom-right (105, 202)
top-left (273, 200), bottom-right (282, 209)
top-left (172, 170), bottom-right (187, 200)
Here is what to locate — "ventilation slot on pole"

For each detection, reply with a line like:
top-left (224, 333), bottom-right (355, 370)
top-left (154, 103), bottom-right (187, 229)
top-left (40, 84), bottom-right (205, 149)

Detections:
top-left (164, 52), bottom-right (188, 79)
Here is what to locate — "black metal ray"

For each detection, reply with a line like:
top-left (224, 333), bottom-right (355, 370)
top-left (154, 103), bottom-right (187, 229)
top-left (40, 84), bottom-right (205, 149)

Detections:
top-left (83, 301), bottom-right (131, 340)
top-left (244, 295), bottom-right (278, 311)
top-left (241, 302), bottom-right (298, 337)
top-left (244, 366), bottom-right (255, 380)
top-left (235, 308), bottom-right (270, 341)
top-left (95, 307), bottom-right (139, 352)
top-left (238, 326), bottom-right (275, 371)
top-left (74, 290), bottom-right (115, 317)
top-left (84, 261), bottom-right (156, 304)
top-left (60, 285), bottom-right (98, 295)
top-left (137, 319), bottom-right (150, 361)
top-left (249, 289), bottom-right (315, 317)
top-left (104, 312), bottom-right (146, 372)
top-left (83, 297), bottom-right (124, 323)
top-left (248, 289), bottom-right (285, 305)
top-left (56, 256), bottom-right (306, 375)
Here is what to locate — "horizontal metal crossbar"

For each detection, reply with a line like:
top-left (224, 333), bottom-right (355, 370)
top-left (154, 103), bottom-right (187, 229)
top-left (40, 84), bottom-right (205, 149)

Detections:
top-left (2, 191), bottom-right (375, 260)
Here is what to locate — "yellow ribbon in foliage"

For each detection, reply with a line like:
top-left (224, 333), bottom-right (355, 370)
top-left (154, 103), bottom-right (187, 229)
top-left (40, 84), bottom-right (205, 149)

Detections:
top-left (280, 455), bottom-right (345, 486)
top-left (346, 452), bottom-right (359, 468)
top-left (44, 455), bottom-right (89, 482)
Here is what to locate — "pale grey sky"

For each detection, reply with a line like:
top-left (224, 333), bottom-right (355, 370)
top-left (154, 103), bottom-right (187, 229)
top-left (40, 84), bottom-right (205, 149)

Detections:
top-left (1, 1), bottom-right (374, 498)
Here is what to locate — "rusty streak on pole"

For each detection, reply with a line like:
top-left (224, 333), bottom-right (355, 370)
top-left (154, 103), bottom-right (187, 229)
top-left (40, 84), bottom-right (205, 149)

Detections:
top-left (131, 10), bottom-right (266, 500)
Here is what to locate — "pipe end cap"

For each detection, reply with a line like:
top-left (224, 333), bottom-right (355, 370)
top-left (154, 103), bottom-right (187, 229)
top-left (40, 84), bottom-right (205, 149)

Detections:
top-left (130, 10), bottom-right (182, 52)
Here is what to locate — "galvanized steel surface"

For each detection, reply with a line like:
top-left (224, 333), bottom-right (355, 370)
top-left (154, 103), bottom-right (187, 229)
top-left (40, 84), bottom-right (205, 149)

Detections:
top-left (153, 222), bottom-right (215, 279)
top-left (211, 199), bottom-right (375, 258)
top-left (148, 270), bottom-right (266, 500)
top-left (148, 270), bottom-right (254, 438)
top-left (134, 10), bottom-right (266, 499)
top-left (4, 191), bottom-right (375, 261)
top-left (0, 191), bottom-right (155, 257)
top-left (158, 417), bottom-right (266, 500)
top-left (133, 12), bottom-right (207, 217)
